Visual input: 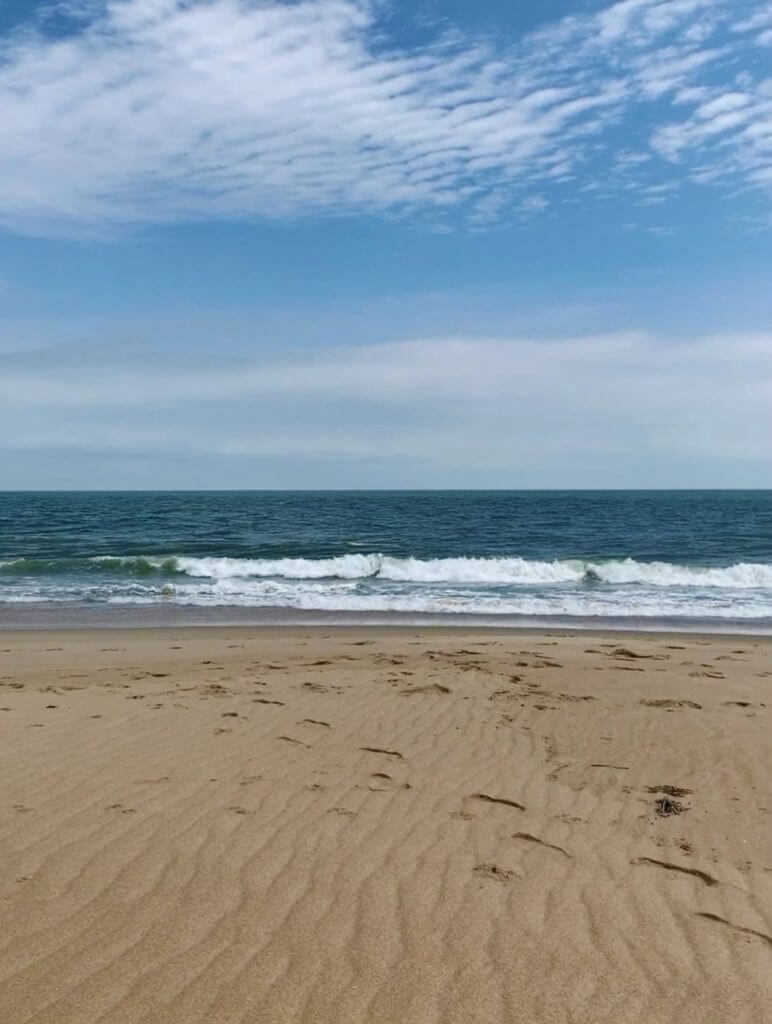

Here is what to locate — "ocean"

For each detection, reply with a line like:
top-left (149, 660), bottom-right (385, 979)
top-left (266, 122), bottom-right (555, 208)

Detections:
top-left (1, 490), bottom-right (771, 631)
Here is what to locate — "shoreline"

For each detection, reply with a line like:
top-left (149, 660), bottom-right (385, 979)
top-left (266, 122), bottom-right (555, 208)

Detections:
top-left (2, 605), bottom-right (771, 635)
top-left (3, 622), bottom-right (772, 643)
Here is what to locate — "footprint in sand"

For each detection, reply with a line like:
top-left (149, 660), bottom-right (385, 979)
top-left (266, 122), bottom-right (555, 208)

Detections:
top-left (358, 746), bottom-right (404, 759)
top-left (105, 804), bottom-right (136, 814)
top-left (400, 683), bottom-right (451, 695)
top-left (278, 735), bottom-right (311, 748)
top-left (640, 698), bottom-right (702, 710)
top-left (513, 832), bottom-right (570, 857)
top-left (474, 863), bottom-right (515, 883)
top-left (238, 775), bottom-right (264, 786)
top-left (367, 772), bottom-right (411, 792)
top-left (635, 857), bottom-right (717, 886)
top-left (695, 912), bottom-right (772, 947)
top-left (609, 648), bottom-right (659, 660)
top-left (471, 793), bottom-right (526, 811)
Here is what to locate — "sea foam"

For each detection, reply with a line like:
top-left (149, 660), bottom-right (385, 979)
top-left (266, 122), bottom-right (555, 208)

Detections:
top-left (163, 554), bottom-right (772, 589)
top-left (2, 552), bottom-right (771, 623)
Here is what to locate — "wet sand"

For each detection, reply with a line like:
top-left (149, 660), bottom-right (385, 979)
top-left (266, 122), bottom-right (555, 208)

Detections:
top-left (0, 627), bottom-right (770, 1023)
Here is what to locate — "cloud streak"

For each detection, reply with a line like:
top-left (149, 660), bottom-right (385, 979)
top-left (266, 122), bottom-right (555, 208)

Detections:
top-left (0, 0), bottom-right (770, 235)
top-left (1, 332), bottom-right (770, 486)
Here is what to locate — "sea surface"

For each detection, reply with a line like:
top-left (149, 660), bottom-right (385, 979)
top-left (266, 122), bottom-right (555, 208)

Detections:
top-left (1, 491), bottom-right (771, 631)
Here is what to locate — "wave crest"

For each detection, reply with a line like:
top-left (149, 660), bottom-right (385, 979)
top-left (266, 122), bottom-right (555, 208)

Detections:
top-left (166, 554), bottom-right (772, 589)
top-left (2, 552), bottom-right (771, 588)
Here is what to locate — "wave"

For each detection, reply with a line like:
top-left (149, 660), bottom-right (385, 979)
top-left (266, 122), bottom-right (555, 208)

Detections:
top-left (2, 580), bottom-right (771, 621)
top-left (166, 553), bottom-right (588, 583)
top-left (135, 553), bottom-right (772, 589)
top-left (0, 555), bottom-right (177, 577)
top-left (2, 551), bottom-right (771, 625)
top-left (68, 583), bottom-right (772, 620)
top-left (2, 553), bottom-right (772, 589)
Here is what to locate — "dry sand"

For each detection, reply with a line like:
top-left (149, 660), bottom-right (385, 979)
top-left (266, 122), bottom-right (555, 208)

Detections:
top-left (0, 626), bottom-right (770, 1024)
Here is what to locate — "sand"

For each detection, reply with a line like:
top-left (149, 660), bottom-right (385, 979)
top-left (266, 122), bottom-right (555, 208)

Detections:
top-left (0, 626), bottom-right (770, 1024)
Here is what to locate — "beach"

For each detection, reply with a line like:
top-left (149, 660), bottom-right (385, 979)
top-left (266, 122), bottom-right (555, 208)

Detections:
top-left (0, 626), bottom-right (769, 1023)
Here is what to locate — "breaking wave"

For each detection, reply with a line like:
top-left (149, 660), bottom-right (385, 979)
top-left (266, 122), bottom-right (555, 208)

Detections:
top-left (2, 552), bottom-right (771, 624)
top-left (120, 553), bottom-right (772, 588)
top-left (2, 552), bottom-right (772, 588)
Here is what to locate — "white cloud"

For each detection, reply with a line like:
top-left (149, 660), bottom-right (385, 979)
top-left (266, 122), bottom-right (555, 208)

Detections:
top-left (633, 45), bottom-right (722, 99)
top-left (733, 2), bottom-right (772, 38)
top-left (1, 332), bottom-right (770, 485)
top-left (652, 82), bottom-right (772, 189)
top-left (0, 0), bottom-right (770, 236)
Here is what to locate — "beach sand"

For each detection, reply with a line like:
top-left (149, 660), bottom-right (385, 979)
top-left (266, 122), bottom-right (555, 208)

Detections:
top-left (0, 626), bottom-right (769, 1023)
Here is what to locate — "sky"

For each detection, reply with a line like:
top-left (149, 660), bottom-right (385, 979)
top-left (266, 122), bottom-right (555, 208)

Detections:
top-left (0, 0), bottom-right (771, 489)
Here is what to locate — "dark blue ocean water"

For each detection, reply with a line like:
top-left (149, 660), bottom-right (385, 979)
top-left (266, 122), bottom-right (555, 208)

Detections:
top-left (1, 491), bottom-right (771, 630)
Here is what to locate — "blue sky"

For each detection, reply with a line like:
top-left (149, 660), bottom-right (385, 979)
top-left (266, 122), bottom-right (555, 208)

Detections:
top-left (0, 0), bottom-right (771, 488)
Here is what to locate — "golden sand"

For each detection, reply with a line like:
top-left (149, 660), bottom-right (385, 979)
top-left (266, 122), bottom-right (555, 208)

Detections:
top-left (0, 627), bottom-right (770, 1023)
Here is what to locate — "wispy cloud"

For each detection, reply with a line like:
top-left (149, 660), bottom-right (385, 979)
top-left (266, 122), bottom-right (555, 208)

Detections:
top-left (0, 0), bottom-right (769, 236)
top-left (653, 78), bottom-right (772, 187)
top-left (1, 331), bottom-right (770, 486)
top-left (733, 2), bottom-right (772, 44)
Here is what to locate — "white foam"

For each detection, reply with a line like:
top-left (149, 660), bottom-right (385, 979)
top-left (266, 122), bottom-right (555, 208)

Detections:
top-left (162, 553), bottom-right (772, 589)
top-left (589, 558), bottom-right (772, 588)
top-left (377, 555), bottom-right (580, 584)
top-left (172, 554), bottom-right (382, 580)
top-left (3, 552), bottom-right (771, 623)
top-left (98, 580), bottom-right (771, 619)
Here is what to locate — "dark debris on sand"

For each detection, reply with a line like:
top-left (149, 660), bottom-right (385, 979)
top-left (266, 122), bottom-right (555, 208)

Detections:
top-left (655, 796), bottom-right (688, 817)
